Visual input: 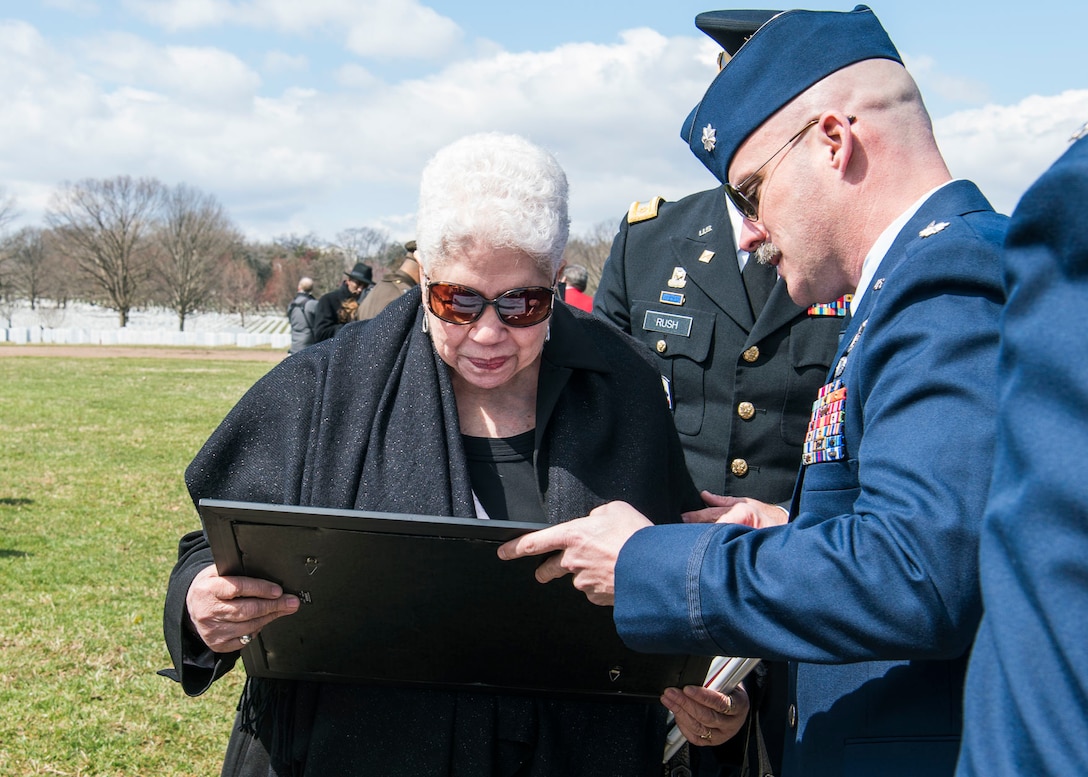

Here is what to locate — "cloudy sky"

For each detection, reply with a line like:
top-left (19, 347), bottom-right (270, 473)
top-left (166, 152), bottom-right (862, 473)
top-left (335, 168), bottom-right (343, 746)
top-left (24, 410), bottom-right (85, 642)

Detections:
top-left (4, 0), bottom-right (1087, 245)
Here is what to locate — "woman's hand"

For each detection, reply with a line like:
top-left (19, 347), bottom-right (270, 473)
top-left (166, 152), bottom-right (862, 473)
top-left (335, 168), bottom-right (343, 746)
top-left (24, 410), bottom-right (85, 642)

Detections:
top-left (682, 491), bottom-right (789, 528)
top-left (185, 565), bottom-right (301, 653)
top-left (661, 682), bottom-right (750, 748)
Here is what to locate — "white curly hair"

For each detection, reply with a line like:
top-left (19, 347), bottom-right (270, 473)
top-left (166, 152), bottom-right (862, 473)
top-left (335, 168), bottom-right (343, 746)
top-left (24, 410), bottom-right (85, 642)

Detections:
top-left (415, 132), bottom-right (570, 278)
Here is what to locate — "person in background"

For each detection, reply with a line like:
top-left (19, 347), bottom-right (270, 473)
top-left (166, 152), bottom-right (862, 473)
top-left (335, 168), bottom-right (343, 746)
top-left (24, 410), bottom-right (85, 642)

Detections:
top-left (558, 263), bottom-right (593, 312)
top-left (286, 276), bottom-right (318, 354)
top-left (501, 7), bottom-right (1007, 776)
top-left (313, 262), bottom-right (372, 342)
top-left (162, 132), bottom-right (703, 776)
top-left (956, 126), bottom-right (1088, 777)
top-left (355, 240), bottom-right (421, 321)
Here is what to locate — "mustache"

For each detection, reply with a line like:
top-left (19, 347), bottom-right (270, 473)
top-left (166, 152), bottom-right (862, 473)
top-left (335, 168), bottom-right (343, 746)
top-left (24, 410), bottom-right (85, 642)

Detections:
top-left (754, 242), bottom-right (782, 265)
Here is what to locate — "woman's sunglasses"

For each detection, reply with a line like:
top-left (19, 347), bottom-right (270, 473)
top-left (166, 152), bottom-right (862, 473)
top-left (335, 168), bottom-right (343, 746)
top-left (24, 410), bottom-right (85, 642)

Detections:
top-left (425, 282), bottom-right (555, 327)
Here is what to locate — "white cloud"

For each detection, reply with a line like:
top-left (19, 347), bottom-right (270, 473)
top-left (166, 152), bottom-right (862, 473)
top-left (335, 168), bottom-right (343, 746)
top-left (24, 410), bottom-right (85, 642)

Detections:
top-left (42, 0), bottom-right (100, 13)
top-left (905, 53), bottom-right (992, 108)
top-left (125, 0), bottom-right (464, 61)
top-left (122, 0), bottom-right (232, 30)
top-left (264, 50), bottom-right (308, 74)
top-left (934, 89), bottom-right (1088, 215)
top-left (79, 32), bottom-right (261, 105)
top-left (2, 13), bottom-right (1084, 245)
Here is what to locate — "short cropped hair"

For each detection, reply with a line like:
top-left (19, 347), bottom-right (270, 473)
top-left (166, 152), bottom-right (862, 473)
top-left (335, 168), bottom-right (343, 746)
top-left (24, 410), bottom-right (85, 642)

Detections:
top-left (562, 264), bottom-right (588, 292)
top-left (416, 133), bottom-right (570, 278)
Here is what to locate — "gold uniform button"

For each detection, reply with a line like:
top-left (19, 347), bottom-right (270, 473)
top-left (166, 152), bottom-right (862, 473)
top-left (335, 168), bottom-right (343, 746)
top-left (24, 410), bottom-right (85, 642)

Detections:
top-left (655, 340), bottom-right (667, 354)
top-left (788, 703), bottom-right (798, 729)
top-left (730, 458), bottom-right (749, 477)
top-left (737, 401), bottom-right (756, 420)
top-left (742, 346), bottom-right (760, 363)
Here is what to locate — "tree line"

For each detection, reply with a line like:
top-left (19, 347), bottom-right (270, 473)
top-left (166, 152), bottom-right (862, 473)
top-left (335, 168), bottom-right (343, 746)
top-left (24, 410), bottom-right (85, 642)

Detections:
top-left (0, 175), bottom-right (617, 331)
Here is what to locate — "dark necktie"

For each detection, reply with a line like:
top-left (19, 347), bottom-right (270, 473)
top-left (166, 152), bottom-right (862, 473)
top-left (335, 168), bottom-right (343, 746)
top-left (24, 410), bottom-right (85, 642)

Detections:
top-left (741, 257), bottom-right (776, 317)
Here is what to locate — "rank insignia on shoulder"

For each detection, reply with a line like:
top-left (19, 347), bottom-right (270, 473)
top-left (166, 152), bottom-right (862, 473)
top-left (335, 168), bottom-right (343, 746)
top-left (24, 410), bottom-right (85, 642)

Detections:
top-left (919, 220), bottom-right (950, 238)
top-left (808, 294), bottom-right (852, 317)
top-left (667, 267), bottom-right (688, 288)
top-left (627, 197), bottom-right (664, 224)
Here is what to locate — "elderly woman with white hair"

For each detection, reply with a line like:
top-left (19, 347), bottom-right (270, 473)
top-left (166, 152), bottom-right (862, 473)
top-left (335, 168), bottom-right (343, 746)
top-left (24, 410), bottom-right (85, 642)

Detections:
top-left (162, 133), bottom-right (704, 776)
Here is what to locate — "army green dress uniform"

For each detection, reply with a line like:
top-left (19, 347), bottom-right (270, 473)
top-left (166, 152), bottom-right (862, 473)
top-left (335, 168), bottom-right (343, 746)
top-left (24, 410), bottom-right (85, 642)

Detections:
top-left (594, 186), bottom-right (844, 502)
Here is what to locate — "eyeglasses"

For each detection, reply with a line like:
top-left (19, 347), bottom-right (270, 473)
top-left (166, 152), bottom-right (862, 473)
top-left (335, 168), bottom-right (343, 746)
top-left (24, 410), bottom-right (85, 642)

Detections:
top-left (725, 115), bottom-right (855, 221)
top-left (425, 281), bottom-right (555, 327)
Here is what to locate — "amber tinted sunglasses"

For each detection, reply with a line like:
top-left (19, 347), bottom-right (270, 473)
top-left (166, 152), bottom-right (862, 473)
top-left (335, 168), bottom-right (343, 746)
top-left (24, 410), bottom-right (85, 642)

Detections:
top-left (425, 282), bottom-right (555, 327)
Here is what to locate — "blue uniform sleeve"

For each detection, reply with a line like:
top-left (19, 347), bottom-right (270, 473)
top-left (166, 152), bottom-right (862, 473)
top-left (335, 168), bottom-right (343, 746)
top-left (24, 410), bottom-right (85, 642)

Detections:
top-left (616, 222), bottom-right (1004, 664)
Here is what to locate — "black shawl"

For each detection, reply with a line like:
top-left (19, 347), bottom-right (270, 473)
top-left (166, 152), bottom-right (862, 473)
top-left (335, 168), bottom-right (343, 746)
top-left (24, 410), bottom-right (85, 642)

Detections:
top-left (164, 289), bottom-right (699, 776)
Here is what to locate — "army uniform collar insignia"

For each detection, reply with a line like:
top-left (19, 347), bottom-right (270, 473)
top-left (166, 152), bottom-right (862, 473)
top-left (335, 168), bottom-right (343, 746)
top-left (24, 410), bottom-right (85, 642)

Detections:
top-left (919, 220), bottom-right (950, 238)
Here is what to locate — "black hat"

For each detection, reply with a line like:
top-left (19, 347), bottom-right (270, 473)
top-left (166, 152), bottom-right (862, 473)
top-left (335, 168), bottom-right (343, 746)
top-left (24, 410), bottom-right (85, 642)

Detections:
top-left (695, 9), bottom-right (780, 57)
top-left (345, 262), bottom-right (373, 285)
top-left (405, 240), bottom-right (417, 253)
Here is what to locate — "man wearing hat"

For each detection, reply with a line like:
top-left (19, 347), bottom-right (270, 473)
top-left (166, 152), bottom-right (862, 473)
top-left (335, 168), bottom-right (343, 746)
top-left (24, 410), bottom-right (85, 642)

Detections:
top-left (500, 7), bottom-right (1007, 776)
top-left (595, 10), bottom-right (843, 516)
top-left (355, 240), bottom-right (421, 321)
top-left (313, 261), bottom-right (373, 342)
top-left (594, 11), bottom-right (843, 775)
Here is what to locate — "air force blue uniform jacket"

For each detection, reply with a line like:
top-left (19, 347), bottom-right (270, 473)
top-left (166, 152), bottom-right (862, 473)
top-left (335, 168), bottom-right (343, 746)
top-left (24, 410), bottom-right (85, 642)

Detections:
top-left (957, 135), bottom-right (1088, 777)
top-left (615, 180), bottom-right (1007, 776)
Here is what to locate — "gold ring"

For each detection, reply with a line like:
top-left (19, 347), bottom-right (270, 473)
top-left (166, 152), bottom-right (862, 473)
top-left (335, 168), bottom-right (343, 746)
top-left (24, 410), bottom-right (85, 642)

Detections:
top-left (239, 634), bottom-right (252, 646)
top-left (699, 729), bottom-right (713, 742)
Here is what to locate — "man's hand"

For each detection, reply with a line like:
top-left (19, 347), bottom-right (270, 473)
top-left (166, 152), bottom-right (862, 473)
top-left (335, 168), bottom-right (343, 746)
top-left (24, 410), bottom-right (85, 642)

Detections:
top-left (497, 501), bottom-right (652, 606)
top-left (682, 490), bottom-right (789, 528)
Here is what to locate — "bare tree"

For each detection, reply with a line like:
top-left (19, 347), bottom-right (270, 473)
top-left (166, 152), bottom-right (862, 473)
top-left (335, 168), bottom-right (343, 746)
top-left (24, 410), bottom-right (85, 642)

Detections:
top-left (334, 227), bottom-right (388, 267)
top-left (0, 189), bottom-right (21, 323)
top-left (153, 184), bottom-right (240, 331)
top-left (7, 227), bottom-right (51, 310)
top-left (45, 176), bottom-right (162, 326)
top-left (562, 220), bottom-right (616, 294)
top-left (217, 256), bottom-right (259, 326)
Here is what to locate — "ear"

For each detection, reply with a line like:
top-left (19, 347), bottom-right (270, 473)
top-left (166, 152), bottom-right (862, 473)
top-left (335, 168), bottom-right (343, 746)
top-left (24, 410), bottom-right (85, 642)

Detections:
top-left (818, 112), bottom-right (855, 173)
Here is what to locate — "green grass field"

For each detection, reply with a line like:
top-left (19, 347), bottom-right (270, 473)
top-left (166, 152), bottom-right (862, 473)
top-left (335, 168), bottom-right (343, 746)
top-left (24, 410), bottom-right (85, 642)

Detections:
top-left (0, 354), bottom-right (277, 776)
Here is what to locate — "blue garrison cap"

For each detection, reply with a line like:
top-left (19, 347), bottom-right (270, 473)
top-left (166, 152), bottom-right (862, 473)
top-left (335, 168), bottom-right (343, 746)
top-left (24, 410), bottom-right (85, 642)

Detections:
top-left (682, 5), bottom-right (902, 184)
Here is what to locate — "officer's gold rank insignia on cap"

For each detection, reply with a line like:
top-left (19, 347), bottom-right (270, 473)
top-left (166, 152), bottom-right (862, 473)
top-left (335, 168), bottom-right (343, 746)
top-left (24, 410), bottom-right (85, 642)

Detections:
top-left (918, 221), bottom-right (950, 238)
top-left (627, 197), bottom-right (664, 224)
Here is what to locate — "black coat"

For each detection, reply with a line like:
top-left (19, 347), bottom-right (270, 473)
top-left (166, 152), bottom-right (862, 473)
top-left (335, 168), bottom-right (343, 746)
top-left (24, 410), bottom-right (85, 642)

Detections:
top-left (312, 282), bottom-right (360, 342)
top-left (594, 186), bottom-right (843, 502)
top-left (163, 289), bottom-right (700, 776)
